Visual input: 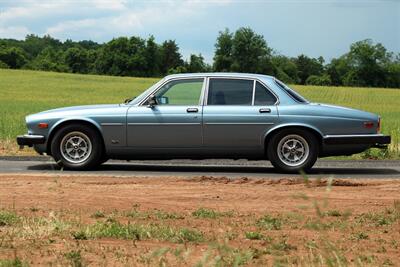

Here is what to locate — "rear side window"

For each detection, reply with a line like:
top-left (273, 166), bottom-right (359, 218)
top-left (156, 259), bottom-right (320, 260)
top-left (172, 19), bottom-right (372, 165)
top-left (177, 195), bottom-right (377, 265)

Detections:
top-left (274, 79), bottom-right (308, 103)
top-left (254, 82), bottom-right (277, 105)
top-left (207, 79), bottom-right (253, 105)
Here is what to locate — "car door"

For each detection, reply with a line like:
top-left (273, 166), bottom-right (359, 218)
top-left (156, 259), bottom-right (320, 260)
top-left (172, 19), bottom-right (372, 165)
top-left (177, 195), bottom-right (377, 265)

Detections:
top-left (127, 78), bottom-right (204, 148)
top-left (202, 78), bottom-right (279, 152)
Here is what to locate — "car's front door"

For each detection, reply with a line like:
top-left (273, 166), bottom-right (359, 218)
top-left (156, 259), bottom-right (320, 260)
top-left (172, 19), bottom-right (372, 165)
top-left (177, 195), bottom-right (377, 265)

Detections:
top-left (202, 78), bottom-right (279, 153)
top-left (127, 78), bottom-right (204, 148)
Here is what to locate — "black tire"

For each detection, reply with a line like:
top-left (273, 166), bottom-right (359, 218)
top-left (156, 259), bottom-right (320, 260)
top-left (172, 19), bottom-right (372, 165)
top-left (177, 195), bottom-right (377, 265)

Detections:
top-left (267, 128), bottom-right (318, 173)
top-left (51, 124), bottom-right (103, 170)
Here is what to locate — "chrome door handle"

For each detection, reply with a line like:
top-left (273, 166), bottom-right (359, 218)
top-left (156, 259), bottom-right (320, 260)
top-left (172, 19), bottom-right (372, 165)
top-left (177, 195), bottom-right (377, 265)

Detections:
top-left (186, 108), bottom-right (199, 113)
top-left (259, 108), bottom-right (271, 113)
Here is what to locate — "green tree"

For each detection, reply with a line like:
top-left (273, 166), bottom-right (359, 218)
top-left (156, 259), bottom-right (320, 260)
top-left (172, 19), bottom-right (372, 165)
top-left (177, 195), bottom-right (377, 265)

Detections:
top-left (294, 54), bottom-right (324, 84)
top-left (64, 47), bottom-right (89, 73)
top-left (213, 29), bottom-right (233, 71)
top-left (346, 39), bottom-right (389, 87)
top-left (144, 35), bottom-right (160, 76)
top-left (22, 34), bottom-right (62, 59)
top-left (0, 46), bottom-right (27, 68)
top-left (306, 74), bottom-right (332, 86)
top-left (186, 54), bottom-right (210, 73)
top-left (94, 36), bottom-right (146, 76)
top-left (231, 27), bottom-right (272, 73)
top-left (271, 55), bottom-right (299, 83)
top-left (28, 47), bottom-right (68, 72)
top-left (160, 40), bottom-right (183, 74)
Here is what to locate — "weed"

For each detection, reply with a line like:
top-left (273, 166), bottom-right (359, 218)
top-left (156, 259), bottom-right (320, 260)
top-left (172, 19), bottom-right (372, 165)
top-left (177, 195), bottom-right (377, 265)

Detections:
top-left (0, 210), bottom-right (19, 227)
top-left (153, 210), bottom-right (184, 220)
top-left (0, 258), bottom-right (27, 267)
top-left (245, 231), bottom-right (264, 240)
top-left (65, 250), bottom-right (84, 267)
top-left (324, 210), bottom-right (342, 217)
top-left (91, 211), bottom-right (105, 219)
top-left (72, 230), bottom-right (88, 240)
top-left (81, 221), bottom-right (204, 243)
top-left (353, 232), bottom-right (369, 240)
top-left (197, 243), bottom-right (255, 267)
top-left (256, 215), bottom-right (282, 230)
top-left (192, 208), bottom-right (233, 219)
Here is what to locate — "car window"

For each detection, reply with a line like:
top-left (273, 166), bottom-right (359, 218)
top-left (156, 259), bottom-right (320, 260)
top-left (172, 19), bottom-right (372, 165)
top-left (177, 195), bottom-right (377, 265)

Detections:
top-left (154, 78), bottom-right (203, 105)
top-left (274, 79), bottom-right (308, 103)
top-left (207, 78), bottom-right (253, 105)
top-left (254, 82), bottom-right (277, 105)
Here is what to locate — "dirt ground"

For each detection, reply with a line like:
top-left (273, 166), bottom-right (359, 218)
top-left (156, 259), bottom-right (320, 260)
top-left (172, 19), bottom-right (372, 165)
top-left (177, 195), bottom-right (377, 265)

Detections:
top-left (0, 174), bottom-right (399, 266)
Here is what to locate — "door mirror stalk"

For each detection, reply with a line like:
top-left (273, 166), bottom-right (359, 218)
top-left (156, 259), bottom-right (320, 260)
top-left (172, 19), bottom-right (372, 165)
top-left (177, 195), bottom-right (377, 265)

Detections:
top-left (147, 95), bottom-right (157, 108)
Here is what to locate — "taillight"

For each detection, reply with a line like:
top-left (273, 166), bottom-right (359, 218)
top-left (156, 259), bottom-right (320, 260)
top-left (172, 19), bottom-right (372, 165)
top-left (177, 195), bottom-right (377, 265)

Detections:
top-left (363, 122), bottom-right (374, 129)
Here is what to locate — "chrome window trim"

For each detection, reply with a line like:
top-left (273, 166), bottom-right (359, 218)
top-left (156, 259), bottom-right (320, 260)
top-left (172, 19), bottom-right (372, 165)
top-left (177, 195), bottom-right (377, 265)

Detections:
top-left (138, 76), bottom-right (206, 106)
top-left (101, 123), bottom-right (124, 126)
top-left (204, 76), bottom-right (279, 106)
top-left (127, 122), bottom-right (201, 126)
top-left (324, 134), bottom-right (386, 138)
top-left (251, 80), bottom-right (256, 105)
top-left (204, 122), bottom-right (275, 125)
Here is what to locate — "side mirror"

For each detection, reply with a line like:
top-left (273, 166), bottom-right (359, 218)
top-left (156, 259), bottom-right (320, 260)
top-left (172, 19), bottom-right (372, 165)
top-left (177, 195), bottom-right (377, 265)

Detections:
top-left (147, 94), bottom-right (157, 108)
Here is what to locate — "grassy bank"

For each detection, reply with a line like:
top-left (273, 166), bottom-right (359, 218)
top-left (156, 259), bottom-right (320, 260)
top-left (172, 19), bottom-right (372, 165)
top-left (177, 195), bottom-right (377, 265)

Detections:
top-left (0, 69), bottom-right (398, 158)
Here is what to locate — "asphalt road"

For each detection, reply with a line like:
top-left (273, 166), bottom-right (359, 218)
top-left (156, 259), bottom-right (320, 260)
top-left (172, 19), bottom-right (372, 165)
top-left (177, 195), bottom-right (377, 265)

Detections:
top-left (0, 157), bottom-right (399, 178)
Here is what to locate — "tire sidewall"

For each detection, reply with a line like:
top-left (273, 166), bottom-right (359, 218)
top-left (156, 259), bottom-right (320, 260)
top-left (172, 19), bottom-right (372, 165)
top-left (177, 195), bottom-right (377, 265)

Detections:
top-left (267, 129), bottom-right (318, 173)
top-left (51, 124), bottom-right (103, 170)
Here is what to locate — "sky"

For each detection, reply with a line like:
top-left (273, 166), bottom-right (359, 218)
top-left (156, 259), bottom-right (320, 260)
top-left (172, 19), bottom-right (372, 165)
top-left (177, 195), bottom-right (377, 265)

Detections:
top-left (0, 0), bottom-right (399, 63)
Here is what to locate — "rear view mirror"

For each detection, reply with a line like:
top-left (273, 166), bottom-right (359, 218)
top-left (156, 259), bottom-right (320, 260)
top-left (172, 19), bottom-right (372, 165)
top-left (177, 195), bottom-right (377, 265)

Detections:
top-left (159, 96), bottom-right (169, 104)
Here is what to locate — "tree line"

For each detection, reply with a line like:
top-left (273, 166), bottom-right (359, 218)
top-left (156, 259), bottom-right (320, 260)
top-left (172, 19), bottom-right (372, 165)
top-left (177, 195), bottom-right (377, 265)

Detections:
top-left (0, 27), bottom-right (399, 88)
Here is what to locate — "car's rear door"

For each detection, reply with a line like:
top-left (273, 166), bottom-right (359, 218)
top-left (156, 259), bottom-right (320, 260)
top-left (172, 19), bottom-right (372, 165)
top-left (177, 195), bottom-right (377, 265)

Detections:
top-left (202, 78), bottom-right (279, 153)
top-left (127, 77), bottom-right (205, 148)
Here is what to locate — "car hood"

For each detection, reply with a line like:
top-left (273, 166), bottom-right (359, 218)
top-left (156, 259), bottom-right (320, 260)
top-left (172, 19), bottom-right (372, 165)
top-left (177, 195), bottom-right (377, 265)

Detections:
top-left (310, 103), bottom-right (378, 120)
top-left (38, 104), bottom-right (122, 114)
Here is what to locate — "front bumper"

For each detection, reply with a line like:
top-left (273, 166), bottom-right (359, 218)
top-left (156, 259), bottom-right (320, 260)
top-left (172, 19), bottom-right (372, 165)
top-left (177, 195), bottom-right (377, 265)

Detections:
top-left (323, 134), bottom-right (391, 146)
top-left (16, 134), bottom-right (46, 148)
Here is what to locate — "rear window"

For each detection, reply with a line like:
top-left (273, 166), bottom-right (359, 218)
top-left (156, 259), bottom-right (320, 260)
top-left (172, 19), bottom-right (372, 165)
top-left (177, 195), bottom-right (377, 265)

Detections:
top-left (274, 79), bottom-right (308, 103)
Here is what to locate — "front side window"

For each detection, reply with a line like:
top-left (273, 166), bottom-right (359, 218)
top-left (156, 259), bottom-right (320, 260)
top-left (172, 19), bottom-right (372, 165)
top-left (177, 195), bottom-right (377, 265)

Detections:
top-left (153, 78), bottom-right (203, 105)
top-left (207, 78), bottom-right (253, 105)
top-left (254, 82), bottom-right (277, 105)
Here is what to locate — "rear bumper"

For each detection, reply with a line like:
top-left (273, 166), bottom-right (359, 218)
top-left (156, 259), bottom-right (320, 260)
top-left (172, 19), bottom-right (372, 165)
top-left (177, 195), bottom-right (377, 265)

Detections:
top-left (16, 134), bottom-right (46, 148)
top-left (323, 134), bottom-right (391, 146)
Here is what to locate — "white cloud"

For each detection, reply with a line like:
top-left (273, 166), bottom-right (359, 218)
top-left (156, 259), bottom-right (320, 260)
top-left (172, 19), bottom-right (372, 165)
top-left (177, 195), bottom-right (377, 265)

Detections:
top-left (0, 26), bottom-right (30, 39)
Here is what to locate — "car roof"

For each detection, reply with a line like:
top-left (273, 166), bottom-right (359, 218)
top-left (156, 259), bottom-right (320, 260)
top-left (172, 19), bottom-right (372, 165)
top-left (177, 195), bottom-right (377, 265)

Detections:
top-left (165, 72), bottom-right (275, 81)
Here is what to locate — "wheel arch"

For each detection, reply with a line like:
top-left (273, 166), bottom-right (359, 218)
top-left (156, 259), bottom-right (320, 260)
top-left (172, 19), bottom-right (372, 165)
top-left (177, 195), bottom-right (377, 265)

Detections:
top-left (264, 124), bottom-right (324, 154)
top-left (46, 118), bottom-right (105, 155)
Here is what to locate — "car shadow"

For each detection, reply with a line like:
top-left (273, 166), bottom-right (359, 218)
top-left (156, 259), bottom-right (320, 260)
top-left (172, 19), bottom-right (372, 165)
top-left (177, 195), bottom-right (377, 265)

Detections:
top-left (27, 162), bottom-right (400, 176)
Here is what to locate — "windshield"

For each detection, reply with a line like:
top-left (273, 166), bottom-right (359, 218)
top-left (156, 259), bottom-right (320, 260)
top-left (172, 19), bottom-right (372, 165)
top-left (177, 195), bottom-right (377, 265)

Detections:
top-left (274, 79), bottom-right (309, 103)
top-left (125, 78), bottom-right (165, 105)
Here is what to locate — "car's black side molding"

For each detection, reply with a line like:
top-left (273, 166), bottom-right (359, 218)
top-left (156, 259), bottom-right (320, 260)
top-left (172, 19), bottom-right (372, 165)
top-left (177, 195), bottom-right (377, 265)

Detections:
top-left (323, 134), bottom-right (391, 145)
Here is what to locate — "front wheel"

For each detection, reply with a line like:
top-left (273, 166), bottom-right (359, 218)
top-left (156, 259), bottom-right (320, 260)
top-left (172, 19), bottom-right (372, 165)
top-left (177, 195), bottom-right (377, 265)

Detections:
top-left (267, 129), bottom-right (318, 173)
top-left (51, 124), bottom-right (103, 170)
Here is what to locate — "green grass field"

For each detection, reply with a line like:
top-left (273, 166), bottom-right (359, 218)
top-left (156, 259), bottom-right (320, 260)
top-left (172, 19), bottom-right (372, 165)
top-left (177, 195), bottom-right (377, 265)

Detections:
top-left (0, 69), bottom-right (399, 158)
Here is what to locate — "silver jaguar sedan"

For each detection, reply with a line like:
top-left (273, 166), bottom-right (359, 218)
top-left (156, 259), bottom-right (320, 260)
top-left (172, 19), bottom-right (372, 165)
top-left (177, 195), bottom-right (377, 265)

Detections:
top-left (17, 73), bottom-right (391, 173)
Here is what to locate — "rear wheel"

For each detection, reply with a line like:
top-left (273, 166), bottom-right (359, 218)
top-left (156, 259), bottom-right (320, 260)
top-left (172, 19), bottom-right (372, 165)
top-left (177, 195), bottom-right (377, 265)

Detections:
top-left (51, 124), bottom-right (103, 170)
top-left (267, 129), bottom-right (318, 173)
